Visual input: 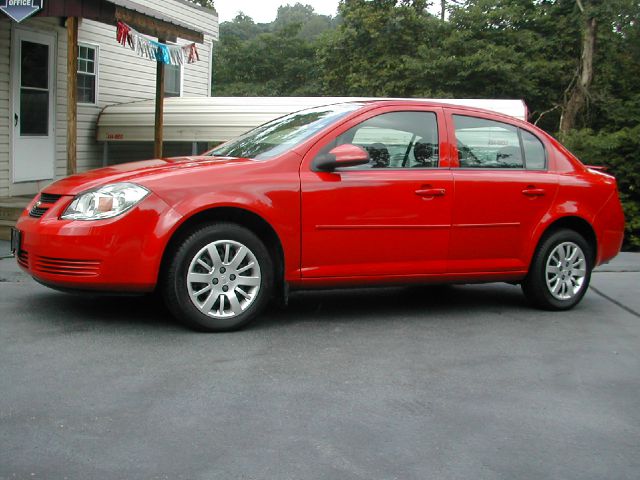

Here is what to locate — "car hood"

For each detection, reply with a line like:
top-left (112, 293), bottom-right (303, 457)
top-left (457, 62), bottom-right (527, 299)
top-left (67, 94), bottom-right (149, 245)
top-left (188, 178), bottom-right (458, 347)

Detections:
top-left (42, 156), bottom-right (257, 196)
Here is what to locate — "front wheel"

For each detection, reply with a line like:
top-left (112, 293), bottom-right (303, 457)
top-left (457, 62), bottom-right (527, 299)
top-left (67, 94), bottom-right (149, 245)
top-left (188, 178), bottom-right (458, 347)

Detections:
top-left (163, 223), bottom-right (274, 332)
top-left (522, 229), bottom-right (593, 310)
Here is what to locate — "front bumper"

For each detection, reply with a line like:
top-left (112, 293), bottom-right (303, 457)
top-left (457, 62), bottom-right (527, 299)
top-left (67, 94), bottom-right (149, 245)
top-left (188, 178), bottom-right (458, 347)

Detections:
top-left (15, 193), bottom-right (181, 292)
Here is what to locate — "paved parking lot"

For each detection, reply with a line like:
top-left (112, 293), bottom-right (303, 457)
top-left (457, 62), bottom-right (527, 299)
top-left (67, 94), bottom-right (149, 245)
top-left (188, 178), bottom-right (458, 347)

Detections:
top-left (1, 242), bottom-right (639, 480)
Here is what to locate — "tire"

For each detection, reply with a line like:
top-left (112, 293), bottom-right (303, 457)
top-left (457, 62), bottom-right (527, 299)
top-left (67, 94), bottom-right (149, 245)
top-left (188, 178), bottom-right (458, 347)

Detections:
top-left (162, 223), bottom-right (274, 332)
top-left (522, 229), bottom-right (593, 310)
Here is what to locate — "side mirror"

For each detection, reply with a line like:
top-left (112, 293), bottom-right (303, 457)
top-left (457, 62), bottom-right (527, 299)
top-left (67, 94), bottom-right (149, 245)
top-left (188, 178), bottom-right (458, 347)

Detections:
top-left (315, 144), bottom-right (370, 172)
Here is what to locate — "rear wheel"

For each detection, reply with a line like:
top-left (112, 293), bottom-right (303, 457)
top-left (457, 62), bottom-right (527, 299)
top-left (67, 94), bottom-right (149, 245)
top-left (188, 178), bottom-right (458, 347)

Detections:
top-left (522, 229), bottom-right (592, 310)
top-left (163, 223), bottom-right (274, 331)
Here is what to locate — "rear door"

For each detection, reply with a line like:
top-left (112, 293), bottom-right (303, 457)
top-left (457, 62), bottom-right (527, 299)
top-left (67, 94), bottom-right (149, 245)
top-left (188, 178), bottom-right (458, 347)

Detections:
top-left (446, 110), bottom-right (558, 273)
top-left (300, 106), bottom-right (453, 278)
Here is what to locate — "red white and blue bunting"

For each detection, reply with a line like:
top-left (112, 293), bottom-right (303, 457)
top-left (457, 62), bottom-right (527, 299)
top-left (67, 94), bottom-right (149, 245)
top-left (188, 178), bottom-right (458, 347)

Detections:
top-left (116, 21), bottom-right (200, 65)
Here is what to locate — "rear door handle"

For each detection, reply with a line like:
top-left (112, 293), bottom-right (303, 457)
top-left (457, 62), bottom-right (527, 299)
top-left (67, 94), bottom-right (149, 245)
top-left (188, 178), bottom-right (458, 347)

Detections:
top-left (522, 187), bottom-right (545, 197)
top-left (415, 188), bottom-right (446, 198)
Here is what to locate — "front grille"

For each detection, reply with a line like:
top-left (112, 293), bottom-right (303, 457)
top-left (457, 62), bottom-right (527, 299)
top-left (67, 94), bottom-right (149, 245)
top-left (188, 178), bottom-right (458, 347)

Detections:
top-left (29, 193), bottom-right (64, 218)
top-left (29, 206), bottom-right (48, 218)
top-left (17, 250), bottom-right (29, 269)
top-left (32, 255), bottom-right (102, 277)
top-left (39, 193), bottom-right (62, 204)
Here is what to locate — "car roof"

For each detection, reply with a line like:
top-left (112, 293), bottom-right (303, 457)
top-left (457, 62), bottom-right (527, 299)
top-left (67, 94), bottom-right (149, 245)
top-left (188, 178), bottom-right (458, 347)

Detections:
top-left (351, 99), bottom-right (526, 124)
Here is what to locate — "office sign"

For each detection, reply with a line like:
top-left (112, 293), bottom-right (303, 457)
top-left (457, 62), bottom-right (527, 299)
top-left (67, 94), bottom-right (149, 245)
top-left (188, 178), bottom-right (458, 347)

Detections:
top-left (0, 0), bottom-right (43, 23)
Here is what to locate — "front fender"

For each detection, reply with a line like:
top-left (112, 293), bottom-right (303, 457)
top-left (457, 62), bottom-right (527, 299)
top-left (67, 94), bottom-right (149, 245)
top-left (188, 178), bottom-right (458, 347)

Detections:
top-left (153, 179), bottom-right (301, 284)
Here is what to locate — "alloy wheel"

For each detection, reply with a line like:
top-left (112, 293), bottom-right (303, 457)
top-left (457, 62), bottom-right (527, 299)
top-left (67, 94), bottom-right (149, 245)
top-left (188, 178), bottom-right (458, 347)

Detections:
top-left (186, 239), bottom-right (261, 318)
top-left (545, 241), bottom-right (587, 301)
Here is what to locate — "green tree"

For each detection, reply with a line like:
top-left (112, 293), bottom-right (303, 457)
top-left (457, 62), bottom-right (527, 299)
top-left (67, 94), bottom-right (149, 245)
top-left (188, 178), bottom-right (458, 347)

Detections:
top-left (572, 0), bottom-right (640, 131)
top-left (213, 6), bottom-right (338, 96)
top-left (190, 0), bottom-right (215, 10)
top-left (431, 1), bottom-right (576, 131)
top-left (214, 19), bottom-right (321, 95)
top-left (273, 3), bottom-right (336, 39)
top-left (318, 0), bottom-right (443, 96)
top-left (557, 0), bottom-right (638, 135)
top-left (219, 13), bottom-right (266, 42)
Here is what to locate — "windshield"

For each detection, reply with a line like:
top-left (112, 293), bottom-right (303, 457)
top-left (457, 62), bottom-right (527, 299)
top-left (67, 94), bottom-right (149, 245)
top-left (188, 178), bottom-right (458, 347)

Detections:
top-left (208, 103), bottom-right (362, 160)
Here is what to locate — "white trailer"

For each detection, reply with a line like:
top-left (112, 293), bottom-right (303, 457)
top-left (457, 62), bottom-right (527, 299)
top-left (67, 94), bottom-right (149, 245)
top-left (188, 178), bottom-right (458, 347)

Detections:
top-left (96, 96), bottom-right (528, 165)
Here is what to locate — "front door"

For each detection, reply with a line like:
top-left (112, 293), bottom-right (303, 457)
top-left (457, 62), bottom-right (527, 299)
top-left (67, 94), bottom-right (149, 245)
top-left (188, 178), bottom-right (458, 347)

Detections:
top-left (300, 107), bottom-right (453, 278)
top-left (11, 28), bottom-right (55, 183)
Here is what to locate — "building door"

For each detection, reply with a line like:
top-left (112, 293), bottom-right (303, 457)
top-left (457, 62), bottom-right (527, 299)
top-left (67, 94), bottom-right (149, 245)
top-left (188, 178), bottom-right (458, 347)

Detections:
top-left (11, 28), bottom-right (55, 183)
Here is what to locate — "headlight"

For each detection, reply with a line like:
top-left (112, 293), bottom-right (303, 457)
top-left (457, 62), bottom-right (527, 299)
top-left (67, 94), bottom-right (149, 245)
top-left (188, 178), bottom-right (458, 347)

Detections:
top-left (61, 183), bottom-right (150, 220)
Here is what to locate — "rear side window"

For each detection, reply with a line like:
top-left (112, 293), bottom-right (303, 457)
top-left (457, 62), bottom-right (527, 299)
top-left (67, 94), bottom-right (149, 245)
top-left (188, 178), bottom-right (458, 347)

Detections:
top-left (453, 115), bottom-right (546, 170)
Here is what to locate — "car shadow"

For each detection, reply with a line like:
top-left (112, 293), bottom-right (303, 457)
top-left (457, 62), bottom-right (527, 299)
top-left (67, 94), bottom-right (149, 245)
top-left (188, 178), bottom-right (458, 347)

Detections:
top-left (25, 290), bottom-right (180, 332)
top-left (255, 283), bottom-right (530, 330)
top-left (23, 283), bottom-right (530, 333)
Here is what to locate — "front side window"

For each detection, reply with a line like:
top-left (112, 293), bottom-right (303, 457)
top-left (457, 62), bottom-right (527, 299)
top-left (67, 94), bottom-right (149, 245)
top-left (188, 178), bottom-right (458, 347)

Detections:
top-left (453, 115), bottom-right (547, 170)
top-left (317, 111), bottom-right (440, 169)
top-left (77, 44), bottom-right (97, 104)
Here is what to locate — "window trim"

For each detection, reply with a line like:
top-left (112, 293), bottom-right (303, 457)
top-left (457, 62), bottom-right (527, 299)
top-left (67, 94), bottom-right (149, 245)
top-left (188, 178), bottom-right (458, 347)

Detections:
top-left (451, 114), bottom-right (548, 171)
top-left (77, 42), bottom-right (99, 106)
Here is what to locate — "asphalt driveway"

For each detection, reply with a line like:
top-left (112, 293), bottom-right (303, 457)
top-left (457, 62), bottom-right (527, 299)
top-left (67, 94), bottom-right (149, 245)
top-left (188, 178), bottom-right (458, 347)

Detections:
top-left (0, 243), bottom-right (638, 480)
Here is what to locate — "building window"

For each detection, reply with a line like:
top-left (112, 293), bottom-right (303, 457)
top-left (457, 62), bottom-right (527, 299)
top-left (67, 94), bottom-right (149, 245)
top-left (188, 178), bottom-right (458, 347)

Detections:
top-left (77, 44), bottom-right (98, 104)
top-left (164, 63), bottom-right (182, 97)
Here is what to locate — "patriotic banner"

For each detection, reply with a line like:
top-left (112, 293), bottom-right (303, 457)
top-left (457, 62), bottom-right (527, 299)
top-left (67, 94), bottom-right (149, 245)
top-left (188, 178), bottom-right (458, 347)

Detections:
top-left (116, 21), bottom-right (199, 65)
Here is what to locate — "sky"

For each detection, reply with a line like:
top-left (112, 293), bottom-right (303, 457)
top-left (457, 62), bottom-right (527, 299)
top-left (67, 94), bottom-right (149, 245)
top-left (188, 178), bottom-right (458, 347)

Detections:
top-left (213, 0), bottom-right (341, 23)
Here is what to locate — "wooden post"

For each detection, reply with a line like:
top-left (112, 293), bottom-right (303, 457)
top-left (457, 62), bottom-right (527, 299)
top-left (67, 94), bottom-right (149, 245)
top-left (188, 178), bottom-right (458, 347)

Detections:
top-left (66, 17), bottom-right (78, 175)
top-left (154, 39), bottom-right (166, 158)
top-left (102, 141), bottom-right (109, 167)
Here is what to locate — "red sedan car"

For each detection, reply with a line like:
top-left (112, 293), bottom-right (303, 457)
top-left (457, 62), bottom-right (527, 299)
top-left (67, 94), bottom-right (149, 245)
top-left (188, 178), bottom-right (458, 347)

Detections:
top-left (13, 101), bottom-right (624, 331)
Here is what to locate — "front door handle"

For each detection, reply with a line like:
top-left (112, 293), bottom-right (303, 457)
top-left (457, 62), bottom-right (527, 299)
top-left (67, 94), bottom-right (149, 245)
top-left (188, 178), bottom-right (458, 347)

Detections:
top-left (415, 188), bottom-right (446, 198)
top-left (14, 113), bottom-right (18, 127)
top-left (522, 187), bottom-right (546, 197)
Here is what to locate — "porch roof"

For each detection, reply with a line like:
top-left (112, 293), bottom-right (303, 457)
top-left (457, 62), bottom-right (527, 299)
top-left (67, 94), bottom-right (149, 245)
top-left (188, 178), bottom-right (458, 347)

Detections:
top-left (36, 0), bottom-right (206, 43)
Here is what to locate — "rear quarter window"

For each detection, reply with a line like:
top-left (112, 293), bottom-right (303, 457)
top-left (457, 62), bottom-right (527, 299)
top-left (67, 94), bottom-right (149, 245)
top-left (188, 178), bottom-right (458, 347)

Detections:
top-left (520, 129), bottom-right (546, 170)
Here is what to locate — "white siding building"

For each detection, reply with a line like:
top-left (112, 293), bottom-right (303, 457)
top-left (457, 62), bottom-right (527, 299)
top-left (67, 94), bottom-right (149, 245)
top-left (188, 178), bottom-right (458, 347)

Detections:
top-left (0, 0), bottom-right (218, 198)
